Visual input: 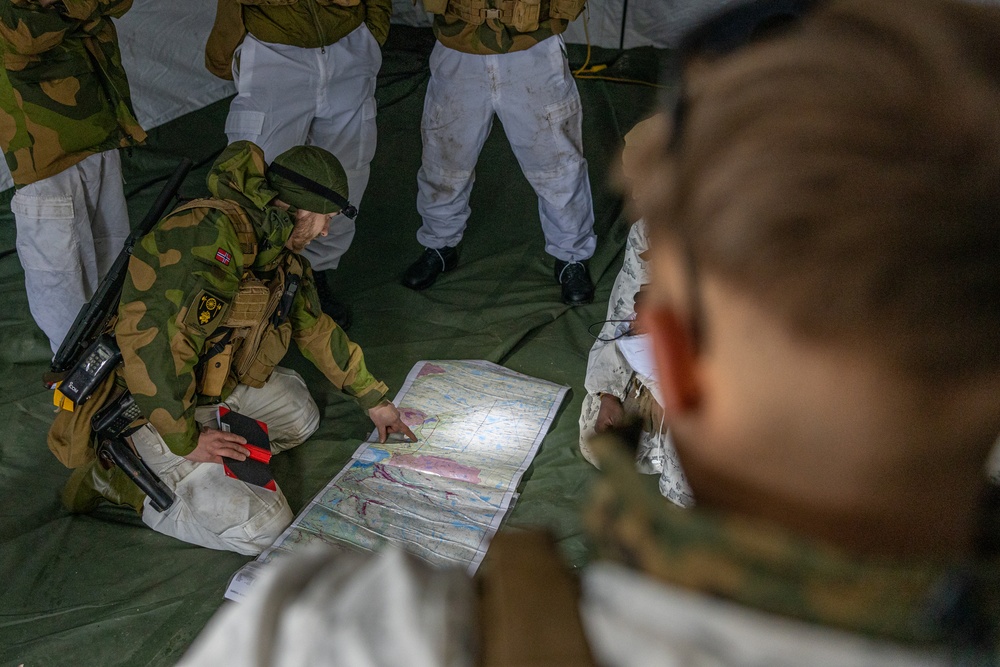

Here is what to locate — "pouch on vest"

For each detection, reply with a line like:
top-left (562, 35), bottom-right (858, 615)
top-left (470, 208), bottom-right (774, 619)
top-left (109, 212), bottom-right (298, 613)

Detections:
top-left (196, 272), bottom-right (273, 396)
top-left (231, 272), bottom-right (284, 373)
top-left (228, 263), bottom-right (292, 387)
top-left (198, 342), bottom-right (234, 398)
top-left (223, 278), bottom-right (272, 327)
top-left (437, 0), bottom-right (491, 24)
top-left (47, 373), bottom-right (118, 469)
top-left (549, 0), bottom-right (585, 21)
top-left (420, 0), bottom-right (450, 14)
top-left (239, 322), bottom-right (292, 388)
top-left (315, 0), bottom-right (362, 7)
top-left (512, 0), bottom-right (540, 32)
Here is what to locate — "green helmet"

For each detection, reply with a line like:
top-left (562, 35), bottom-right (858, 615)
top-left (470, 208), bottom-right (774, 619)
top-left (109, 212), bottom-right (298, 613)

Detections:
top-left (267, 146), bottom-right (356, 218)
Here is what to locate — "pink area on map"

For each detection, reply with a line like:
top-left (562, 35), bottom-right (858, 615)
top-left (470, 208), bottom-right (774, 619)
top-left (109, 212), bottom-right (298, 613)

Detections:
top-left (393, 453), bottom-right (482, 484)
top-left (399, 407), bottom-right (427, 427)
top-left (417, 363), bottom-right (446, 378)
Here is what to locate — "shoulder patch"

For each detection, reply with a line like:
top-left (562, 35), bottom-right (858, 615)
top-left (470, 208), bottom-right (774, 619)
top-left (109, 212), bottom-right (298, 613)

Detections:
top-left (185, 289), bottom-right (229, 331)
top-left (215, 247), bottom-right (232, 266)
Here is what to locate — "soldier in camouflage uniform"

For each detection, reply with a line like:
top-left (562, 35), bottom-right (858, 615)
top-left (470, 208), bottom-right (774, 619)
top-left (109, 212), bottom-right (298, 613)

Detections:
top-left (401, 0), bottom-right (598, 306)
top-left (204, 0), bottom-right (392, 328)
top-left (579, 0), bottom-right (1000, 662)
top-left (62, 140), bottom-right (415, 555)
top-left (0, 0), bottom-right (146, 353)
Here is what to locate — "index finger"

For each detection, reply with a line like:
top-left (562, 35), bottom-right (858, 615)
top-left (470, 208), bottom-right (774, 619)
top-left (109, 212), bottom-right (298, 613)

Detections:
top-left (396, 422), bottom-right (417, 443)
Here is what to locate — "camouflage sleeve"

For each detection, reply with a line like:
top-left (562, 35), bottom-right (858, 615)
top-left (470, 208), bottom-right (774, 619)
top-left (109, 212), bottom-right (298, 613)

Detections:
top-left (116, 209), bottom-right (243, 457)
top-left (290, 267), bottom-right (389, 411)
top-left (0, 2), bottom-right (77, 55)
top-left (0, 1), bottom-right (132, 54)
top-left (364, 0), bottom-right (391, 46)
top-left (61, 0), bottom-right (133, 21)
top-left (97, 0), bottom-right (133, 20)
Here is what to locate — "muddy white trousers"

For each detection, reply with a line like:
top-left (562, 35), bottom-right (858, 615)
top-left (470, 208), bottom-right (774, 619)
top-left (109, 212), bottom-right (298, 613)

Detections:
top-left (225, 24), bottom-right (381, 271)
top-left (134, 368), bottom-right (320, 555)
top-left (416, 36), bottom-right (596, 262)
top-left (11, 150), bottom-right (129, 353)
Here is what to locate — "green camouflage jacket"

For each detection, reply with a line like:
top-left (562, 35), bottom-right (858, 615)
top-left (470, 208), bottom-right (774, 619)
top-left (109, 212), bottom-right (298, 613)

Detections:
top-left (0, 0), bottom-right (146, 187)
top-left (241, 0), bottom-right (392, 49)
top-left (584, 431), bottom-right (1000, 655)
top-left (432, 0), bottom-right (584, 55)
top-left (116, 142), bottom-right (388, 457)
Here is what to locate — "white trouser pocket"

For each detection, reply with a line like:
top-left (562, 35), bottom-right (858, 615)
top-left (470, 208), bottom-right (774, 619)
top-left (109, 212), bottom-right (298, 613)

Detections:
top-left (225, 110), bottom-right (266, 141)
top-left (12, 192), bottom-right (80, 272)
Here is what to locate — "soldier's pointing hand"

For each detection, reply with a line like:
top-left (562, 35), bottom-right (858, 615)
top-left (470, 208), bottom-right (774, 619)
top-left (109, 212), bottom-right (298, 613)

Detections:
top-left (368, 401), bottom-right (417, 444)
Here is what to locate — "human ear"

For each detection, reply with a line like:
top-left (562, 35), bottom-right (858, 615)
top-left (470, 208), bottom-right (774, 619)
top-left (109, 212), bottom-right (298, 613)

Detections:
top-left (641, 304), bottom-right (702, 416)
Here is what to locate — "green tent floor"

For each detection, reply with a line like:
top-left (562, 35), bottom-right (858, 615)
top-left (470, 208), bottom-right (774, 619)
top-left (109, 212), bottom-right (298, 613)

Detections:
top-left (0, 29), bottom-right (670, 665)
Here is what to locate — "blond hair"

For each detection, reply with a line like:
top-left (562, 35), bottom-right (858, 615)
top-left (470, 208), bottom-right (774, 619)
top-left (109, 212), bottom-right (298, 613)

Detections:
top-left (639, 0), bottom-right (1000, 381)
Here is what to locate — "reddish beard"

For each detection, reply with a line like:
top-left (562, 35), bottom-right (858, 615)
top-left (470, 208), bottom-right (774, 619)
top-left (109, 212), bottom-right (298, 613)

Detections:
top-left (286, 223), bottom-right (313, 253)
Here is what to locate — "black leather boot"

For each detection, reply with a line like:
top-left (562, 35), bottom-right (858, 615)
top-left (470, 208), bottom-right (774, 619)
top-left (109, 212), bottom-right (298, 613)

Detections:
top-left (554, 259), bottom-right (595, 306)
top-left (402, 246), bottom-right (459, 290)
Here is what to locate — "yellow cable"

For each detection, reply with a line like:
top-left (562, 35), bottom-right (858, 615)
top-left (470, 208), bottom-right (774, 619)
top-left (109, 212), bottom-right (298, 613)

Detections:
top-left (571, 5), bottom-right (664, 88)
top-left (575, 74), bottom-right (666, 89)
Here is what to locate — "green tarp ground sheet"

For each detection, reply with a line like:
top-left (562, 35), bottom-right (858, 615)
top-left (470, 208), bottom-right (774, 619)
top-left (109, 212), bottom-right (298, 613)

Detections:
top-left (0, 29), bottom-right (670, 666)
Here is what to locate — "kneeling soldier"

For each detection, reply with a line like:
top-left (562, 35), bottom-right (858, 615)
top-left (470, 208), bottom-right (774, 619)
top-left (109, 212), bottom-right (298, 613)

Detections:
top-left (59, 141), bottom-right (414, 555)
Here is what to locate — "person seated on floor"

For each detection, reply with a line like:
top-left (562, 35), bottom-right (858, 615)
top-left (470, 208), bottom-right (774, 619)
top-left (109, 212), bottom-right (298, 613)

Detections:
top-left (579, 220), bottom-right (693, 507)
top-left (579, 112), bottom-right (693, 507)
top-left (177, 0), bottom-right (1000, 663)
top-left (56, 141), bottom-right (415, 556)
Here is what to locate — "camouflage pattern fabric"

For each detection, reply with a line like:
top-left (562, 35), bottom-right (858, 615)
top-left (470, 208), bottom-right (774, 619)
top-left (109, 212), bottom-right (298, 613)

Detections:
top-left (241, 0), bottom-right (392, 49)
top-left (432, 0), bottom-right (577, 55)
top-left (268, 144), bottom-right (349, 215)
top-left (0, 0), bottom-right (146, 187)
top-left (584, 430), bottom-right (1000, 649)
top-left (116, 141), bottom-right (387, 457)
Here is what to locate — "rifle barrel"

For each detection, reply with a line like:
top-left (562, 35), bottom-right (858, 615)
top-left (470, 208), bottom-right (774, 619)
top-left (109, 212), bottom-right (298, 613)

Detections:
top-left (49, 158), bottom-right (194, 375)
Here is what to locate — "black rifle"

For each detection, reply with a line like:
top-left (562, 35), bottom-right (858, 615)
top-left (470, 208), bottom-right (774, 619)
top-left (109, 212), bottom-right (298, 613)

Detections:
top-left (96, 436), bottom-right (175, 512)
top-left (48, 158), bottom-right (193, 380)
top-left (86, 352), bottom-right (176, 512)
top-left (47, 158), bottom-right (191, 513)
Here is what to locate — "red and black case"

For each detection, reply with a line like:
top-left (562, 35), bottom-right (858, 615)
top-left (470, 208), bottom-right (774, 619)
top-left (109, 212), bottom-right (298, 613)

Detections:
top-left (219, 406), bottom-right (276, 491)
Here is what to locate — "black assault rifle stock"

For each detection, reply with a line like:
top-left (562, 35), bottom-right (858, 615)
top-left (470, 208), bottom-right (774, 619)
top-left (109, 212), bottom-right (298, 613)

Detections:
top-left (45, 159), bottom-right (191, 514)
top-left (47, 157), bottom-right (193, 381)
top-left (97, 436), bottom-right (176, 512)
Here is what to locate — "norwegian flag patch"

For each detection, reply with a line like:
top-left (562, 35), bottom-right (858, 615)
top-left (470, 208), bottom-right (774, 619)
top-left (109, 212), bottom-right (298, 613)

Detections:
top-left (215, 248), bottom-right (232, 266)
